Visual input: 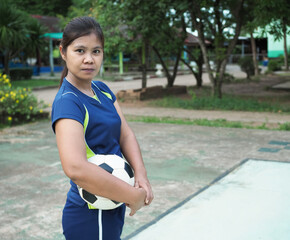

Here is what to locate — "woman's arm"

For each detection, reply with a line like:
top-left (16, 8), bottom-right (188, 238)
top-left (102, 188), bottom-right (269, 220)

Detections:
top-left (55, 118), bottom-right (146, 216)
top-left (114, 101), bottom-right (154, 205)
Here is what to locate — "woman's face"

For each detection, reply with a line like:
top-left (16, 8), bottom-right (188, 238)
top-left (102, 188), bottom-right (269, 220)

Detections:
top-left (60, 33), bottom-right (103, 83)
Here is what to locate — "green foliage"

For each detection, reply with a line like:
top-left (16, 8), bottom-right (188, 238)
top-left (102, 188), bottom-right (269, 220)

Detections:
top-left (58, 0), bottom-right (129, 59)
top-left (0, 0), bottom-right (29, 51)
top-left (11, 79), bottom-right (59, 89)
top-left (222, 73), bottom-right (236, 83)
top-left (0, 73), bottom-right (12, 88)
top-left (150, 94), bottom-right (289, 113)
top-left (126, 115), bottom-right (290, 131)
top-left (0, 0), bottom-right (48, 75)
top-left (23, 17), bottom-right (47, 58)
top-left (238, 56), bottom-right (255, 79)
top-left (255, 0), bottom-right (290, 41)
top-left (9, 68), bottom-right (33, 81)
top-left (10, 0), bottom-right (72, 16)
top-left (267, 60), bottom-right (282, 72)
top-left (0, 74), bottom-right (48, 127)
top-left (279, 122), bottom-right (290, 131)
top-left (277, 54), bottom-right (290, 66)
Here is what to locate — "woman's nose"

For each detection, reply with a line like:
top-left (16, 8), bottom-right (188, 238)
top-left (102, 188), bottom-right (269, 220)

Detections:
top-left (84, 54), bottom-right (93, 63)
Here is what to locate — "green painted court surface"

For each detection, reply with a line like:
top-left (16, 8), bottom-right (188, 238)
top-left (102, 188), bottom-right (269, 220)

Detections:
top-left (0, 120), bottom-right (289, 239)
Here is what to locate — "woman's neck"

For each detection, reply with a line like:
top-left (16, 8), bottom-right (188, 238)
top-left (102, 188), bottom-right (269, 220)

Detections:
top-left (66, 75), bottom-right (95, 97)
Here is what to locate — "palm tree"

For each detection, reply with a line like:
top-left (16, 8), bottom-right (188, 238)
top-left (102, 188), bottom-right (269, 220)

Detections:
top-left (0, 0), bottom-right (29, 75)
top-left (24, 17), bottom-right (47, 76)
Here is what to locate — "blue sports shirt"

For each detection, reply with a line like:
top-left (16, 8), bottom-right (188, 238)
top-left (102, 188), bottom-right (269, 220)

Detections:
top-left (51, 78), bottom-right (122, 206)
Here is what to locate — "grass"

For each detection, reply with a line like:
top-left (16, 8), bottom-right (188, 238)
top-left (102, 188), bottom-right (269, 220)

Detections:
top-left (149, 89), bottom-right (290, 113)
top-left (11, 79), bottom-right (59, 89)
top-left (125, 115), bottom-right (290, 131)
top-left (275, 72), bottom-right (290, 77)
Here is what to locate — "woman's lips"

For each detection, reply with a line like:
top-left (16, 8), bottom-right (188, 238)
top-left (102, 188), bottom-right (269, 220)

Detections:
top-left (82, 68), bottom-right (95, 72)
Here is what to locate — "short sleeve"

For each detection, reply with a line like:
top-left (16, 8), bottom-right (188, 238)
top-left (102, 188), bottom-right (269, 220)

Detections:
top-left (93, 81), bottom-right (116, 102)
top-left (51, 92), bottom-right (86, 133)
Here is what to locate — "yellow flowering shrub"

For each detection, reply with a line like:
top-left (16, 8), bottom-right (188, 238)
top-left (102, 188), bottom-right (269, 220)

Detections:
top-left (0, 73), bottom-right (48, 126)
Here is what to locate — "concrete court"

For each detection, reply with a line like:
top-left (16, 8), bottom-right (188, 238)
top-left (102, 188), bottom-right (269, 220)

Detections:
top-left (0, 120), bottom-right (290, 240)
top-left (127, 159), bottom-right (290, 240)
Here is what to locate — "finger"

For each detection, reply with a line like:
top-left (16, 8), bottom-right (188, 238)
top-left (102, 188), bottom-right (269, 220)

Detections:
top-left (129, 208), bottom-right (136, 216)
top-left (142, 185), bottom-right (152, 204)
top-left (146, 191), bottom-right (154, 205)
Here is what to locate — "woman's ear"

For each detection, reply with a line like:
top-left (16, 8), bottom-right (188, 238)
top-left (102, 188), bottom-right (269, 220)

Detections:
top-left (59, 45), bottom-right (66, 61)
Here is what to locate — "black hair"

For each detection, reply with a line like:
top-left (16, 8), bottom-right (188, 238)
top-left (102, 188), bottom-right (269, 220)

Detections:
top-left (59, 16), bottom-right (104, 86)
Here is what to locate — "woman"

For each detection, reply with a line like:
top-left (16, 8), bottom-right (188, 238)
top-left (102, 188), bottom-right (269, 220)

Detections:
top-left (51, 16), bottom-right (153, 240)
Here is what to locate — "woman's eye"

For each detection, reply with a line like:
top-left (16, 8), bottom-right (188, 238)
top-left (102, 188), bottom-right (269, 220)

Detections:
top-left (94, 49), bottom-right (101, 54)
top-left (76, 49), bottom-right (84, 53)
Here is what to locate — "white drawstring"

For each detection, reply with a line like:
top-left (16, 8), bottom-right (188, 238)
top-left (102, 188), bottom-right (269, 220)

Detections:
top-left (98, 209), bottom-right (103, 240)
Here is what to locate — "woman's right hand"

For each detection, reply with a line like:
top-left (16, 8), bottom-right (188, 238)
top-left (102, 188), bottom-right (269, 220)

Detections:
top-left (127, 187), bottom-right (146, 216)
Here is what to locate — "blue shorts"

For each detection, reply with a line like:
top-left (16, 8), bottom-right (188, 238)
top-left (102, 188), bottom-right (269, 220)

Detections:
top-left (62, 199), bottom-right (126, 240)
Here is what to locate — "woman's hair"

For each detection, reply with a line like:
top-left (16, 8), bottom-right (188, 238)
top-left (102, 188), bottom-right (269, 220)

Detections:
top-left (59, 16), bottom-right (104, 86)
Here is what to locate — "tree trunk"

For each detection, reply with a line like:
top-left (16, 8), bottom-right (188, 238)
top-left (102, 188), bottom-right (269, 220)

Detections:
top-left (152, 46), bottom-right (181, 87)
top-left (183, 47), bottom-right (204, 87)
top-left (36, 47), bottom-right (41, 76)
top-left (4, 52), bottom-right (10, 76)
top-left (213, 79), bottom-right (222, 98)
top-left (191, 0), bottom-right (244, 98)
top-left (141, 42), bottom-right (147, 88)
top-left (169, 49), bottom-right (182, 87)
top-left (180, 58), bottom-right (202, 87)
top-left (213, 1), bottom-right (244, 98)
top-left (199, 42), bottom-right (215, 85)
top-left (283, 26), bottom-right (289, 71)
top-left (141, 64), bottom-right (147, 88)
top-left (196, 53), bottom-right (203, 87)
top-left (190, 2), bottom-right (215, 87)
top-left (180, 51), bottom-right (203, 87)
top-left (250, 32), bottom-right (259, 76)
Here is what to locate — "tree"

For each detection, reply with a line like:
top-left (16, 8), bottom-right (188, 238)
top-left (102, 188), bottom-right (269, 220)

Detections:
top-left (178, 10), bottom-right (206, 87)
top-left (0, 0), bottom-right (30, 75)
top-left (120, 0), bottom-right (188, 88)
top-left (181, 47), bottom-right (204, 87)
top-left (240, 0), bottom-right (261, 76)
top-left (59, 0), bottom-right (204, 89)
top-left (0, 0), bottom-right (50, 76)
top-left (10, 0), bottom-right (73, 17)
top-left (118, 0), bottom-right (156, 88)
top-left (189, 0), bottom-right (245, 98)
top-left (256, 0), bottom-right (290, 71)
top-left (58, 0), bottom-right (129, 76)
top-left (24, 17), bottom-right (48, 75)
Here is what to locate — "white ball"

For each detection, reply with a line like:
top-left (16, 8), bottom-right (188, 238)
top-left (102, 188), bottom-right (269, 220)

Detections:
top-left (78, 154), bottom-right (135, 210)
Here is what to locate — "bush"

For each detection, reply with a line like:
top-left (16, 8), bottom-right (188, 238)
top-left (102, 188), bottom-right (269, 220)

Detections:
top-left (267, 60), bottom-right (281, 72)
top-left (0, 73), bottom-right (48, 126)
top-left (238, 56), bottom-right (255, 79)
top-left (222, 73), bottom-right (235, 83)
top-left (277, 54), bottom-right (290, 67)
top-left (9, 68), bottom-right (33, 81)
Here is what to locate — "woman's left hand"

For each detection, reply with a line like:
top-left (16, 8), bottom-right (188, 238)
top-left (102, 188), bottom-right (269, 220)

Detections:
top-left (134, 173), bottom-right (154, 206)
